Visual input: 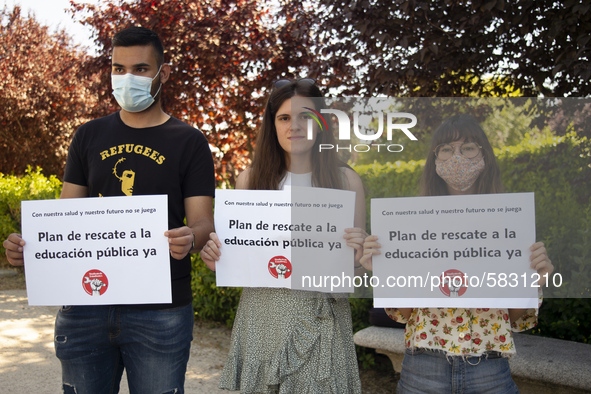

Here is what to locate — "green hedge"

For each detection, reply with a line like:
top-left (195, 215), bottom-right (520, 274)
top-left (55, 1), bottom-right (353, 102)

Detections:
top-left (191, 254), bottom-right (242, 326)
top-left (0, 167), bottom-right (61, 258)
top-left (2, 135), bottom-right (589, 346)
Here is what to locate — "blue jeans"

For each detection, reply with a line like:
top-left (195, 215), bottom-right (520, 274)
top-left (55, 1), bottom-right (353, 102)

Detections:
top-left (54, 303), bottom-right (194, 394)
top-left (397, 348), bottom-right (519, 394)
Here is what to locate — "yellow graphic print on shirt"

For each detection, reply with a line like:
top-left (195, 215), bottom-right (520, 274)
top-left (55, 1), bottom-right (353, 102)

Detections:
top-left (100, 144), bottom-right (166, 164)
top-left (113, 158), bottom-right (135, 196)
top-left (100, 144), bottom-right (166, 197)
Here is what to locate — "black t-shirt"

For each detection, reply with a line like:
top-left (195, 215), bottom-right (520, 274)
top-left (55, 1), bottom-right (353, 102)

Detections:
top-left (64, 112), bottom-right (215, 308)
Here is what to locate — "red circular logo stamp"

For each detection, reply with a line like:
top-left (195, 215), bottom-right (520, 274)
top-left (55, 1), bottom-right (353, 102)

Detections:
top-left (268, 256), bottom-right (292, 279)
top-left (82, 269), bottom-right (109, 296)
top-left (439, 269), bottom-right (467, 297)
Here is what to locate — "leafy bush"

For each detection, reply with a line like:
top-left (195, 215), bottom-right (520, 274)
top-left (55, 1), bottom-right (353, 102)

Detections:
top-left (354, 159), bottom-right (425, 231)
top-left (531, 205), bottom-right (591, 344)
top-left (350, 297), bottom-right (376, 368)
top-left (191, 253), bottom-right (242, 326)
top-left (0, 167), bottom-right (61, 259)
top-left (495, 134), bottom-right (591, 343)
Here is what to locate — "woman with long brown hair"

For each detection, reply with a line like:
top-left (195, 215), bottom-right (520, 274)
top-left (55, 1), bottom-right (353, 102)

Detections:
top-left (202, 79), bottom-right (365, 393)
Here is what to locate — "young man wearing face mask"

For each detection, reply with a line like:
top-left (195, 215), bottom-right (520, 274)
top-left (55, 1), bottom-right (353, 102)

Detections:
top-left (3, 27), bottom-right (215, 393)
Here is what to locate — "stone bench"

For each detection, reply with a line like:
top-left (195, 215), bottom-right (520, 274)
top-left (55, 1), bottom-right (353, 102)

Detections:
top-left (354, 326), bottom-right (591, 392)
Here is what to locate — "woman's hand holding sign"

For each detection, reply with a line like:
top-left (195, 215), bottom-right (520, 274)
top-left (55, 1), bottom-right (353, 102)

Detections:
top-left (529, 242), bottom-right (553, 287)
top-left (360, 235), bottom-right (381, 271)
top-left (201, 232), bottom-right (222, 271)
top-left (343, 227), bottom-right (368, 269)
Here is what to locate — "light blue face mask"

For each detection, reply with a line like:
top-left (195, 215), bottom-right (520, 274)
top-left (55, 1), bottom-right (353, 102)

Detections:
top-left (111, 66), bottom-right (162, 112)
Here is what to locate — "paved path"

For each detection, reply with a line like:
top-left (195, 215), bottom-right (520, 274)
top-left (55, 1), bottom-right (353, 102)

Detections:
top-left (0, 290), bottom-right (231, 393)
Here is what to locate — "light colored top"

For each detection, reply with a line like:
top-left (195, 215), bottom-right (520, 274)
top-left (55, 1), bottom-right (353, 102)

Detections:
top-left (279, 171), bottom-right (313, 189)
top-left (385, 295), bottom-right (541, 357)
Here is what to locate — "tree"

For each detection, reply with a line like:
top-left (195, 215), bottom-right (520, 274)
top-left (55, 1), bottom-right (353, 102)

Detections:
top-left (70, 0), bottom-right (331, 183)
top-left (0, 6), bottom-right (98, 176)
top-left (312, 0), bottom-right (591, 97)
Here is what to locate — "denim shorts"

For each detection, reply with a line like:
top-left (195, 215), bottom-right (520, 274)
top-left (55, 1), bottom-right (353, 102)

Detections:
top-left (54, 303), bottom-right (194, 394)
top-left (396, 348), bottom-right (519, 394)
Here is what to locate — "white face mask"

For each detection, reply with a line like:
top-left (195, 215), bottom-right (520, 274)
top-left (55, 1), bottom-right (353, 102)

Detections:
top-left (111, 66), bottom-right (162, 113)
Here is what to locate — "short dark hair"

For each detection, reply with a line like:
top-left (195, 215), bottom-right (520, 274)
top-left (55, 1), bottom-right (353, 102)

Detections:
top-left (112, 27), bottom-right (164, 65)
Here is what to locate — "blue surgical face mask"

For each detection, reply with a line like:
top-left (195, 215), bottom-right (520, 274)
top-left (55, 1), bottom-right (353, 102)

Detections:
top-left (111, 66), bottom-right (162, 112)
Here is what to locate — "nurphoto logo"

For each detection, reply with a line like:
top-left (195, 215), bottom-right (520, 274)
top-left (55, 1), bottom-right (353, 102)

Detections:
top-left (302, 97), bottom-right (419, 153)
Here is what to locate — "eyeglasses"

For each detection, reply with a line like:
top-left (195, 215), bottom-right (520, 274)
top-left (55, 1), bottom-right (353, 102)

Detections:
top-left (434, 142), bottom-right (482, 160)
top-left (272, 78), bottom-right (316, 89)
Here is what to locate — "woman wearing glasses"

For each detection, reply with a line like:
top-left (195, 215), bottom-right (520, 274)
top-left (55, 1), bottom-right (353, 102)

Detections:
top-left (202, 79), bottom-right (365, 393)
top-left (362, 114), bottom-right (553, 393)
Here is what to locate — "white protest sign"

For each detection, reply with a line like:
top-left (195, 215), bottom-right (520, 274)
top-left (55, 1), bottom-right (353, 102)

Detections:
top-left (372, 193), bottom-right (538, 308)
top-left (214, 187), bottom-right (356, 292)
top-left (21, 195), bottom-right (171, 305)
